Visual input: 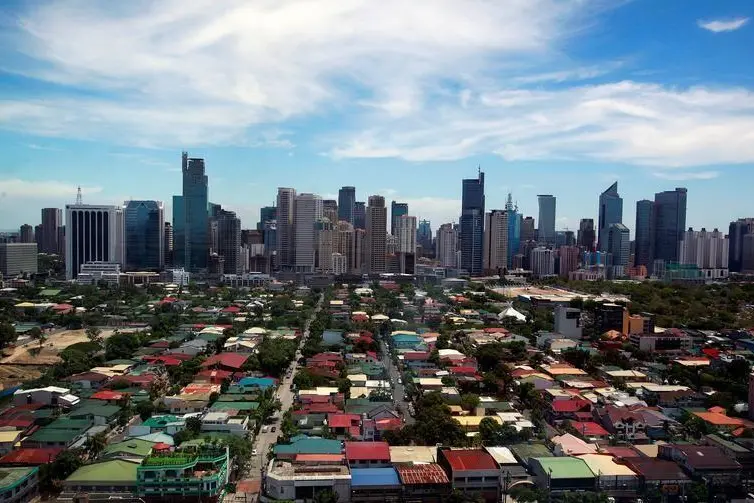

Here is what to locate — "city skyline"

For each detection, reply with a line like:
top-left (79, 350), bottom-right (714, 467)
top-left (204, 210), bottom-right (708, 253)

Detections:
top-left (1, 1), bottom-right (753, 233)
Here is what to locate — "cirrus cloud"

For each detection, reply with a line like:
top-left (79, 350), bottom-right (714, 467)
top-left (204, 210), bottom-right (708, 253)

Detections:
top-left (697, 17), bottom-right (749, 33)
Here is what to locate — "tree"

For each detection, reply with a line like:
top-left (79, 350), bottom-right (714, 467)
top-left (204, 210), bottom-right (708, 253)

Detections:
top-left (86, 326), bottom-right (103, 345)
top-left (312, 489), bottom-right (339, 503)
top-left (136, 401), bottom-right (155, 421)
top-left (460, 393), bottom-right (480, 411)
top-left (186, 416), bottom-right (202, 436)
top-left (0, 323), bottom-right (17, 348)
top-left (40, 449), bottom-right (83, 491)
top-left (85, 431), bottom-right (108, 459)
top-left (223, 435), bottom-right (254, 474)
top-left (686, 481), bottom-right (709, 503)
top-left (105, 331), bottom-right (141, 360)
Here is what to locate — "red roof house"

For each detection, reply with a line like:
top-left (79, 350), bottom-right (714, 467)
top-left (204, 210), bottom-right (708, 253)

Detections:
top-left (0, 448), bottom-right (63, 466)
top-left (568, 420), bottom-right (610, 439)
top-left (195, 369), bottom-right (234, 384)
top-left (91, 390), bottom-right (129, 402)
top-left (440, 448), bottom-right (498, 472)
top-left (201, 352), bottom-right (250, 371)
top-left (345, 441), bottom-right (391, 467)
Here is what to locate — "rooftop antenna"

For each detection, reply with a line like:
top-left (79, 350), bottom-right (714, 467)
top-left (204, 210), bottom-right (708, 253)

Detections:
top-left (76, 186), bottom-right (82, 205)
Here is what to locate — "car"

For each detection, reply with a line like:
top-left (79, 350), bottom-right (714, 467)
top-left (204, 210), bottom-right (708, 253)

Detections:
top-left (397, 378), bottom-right (402, 384)
top-left (262, 426), bottom-right (268, 433)
top-left (271, 426), bottom-right (277, 432)
top-left (252, 449), bottom-right (258, 456)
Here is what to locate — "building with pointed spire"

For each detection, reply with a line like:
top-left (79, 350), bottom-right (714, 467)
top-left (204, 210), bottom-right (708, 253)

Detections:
top-left (598, 182), bottom-right (622, 252)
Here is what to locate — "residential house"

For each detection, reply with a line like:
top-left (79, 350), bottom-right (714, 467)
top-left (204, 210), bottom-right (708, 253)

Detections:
top-left (101, 439), bottom-right (156, 461)
top-left (350, 468), bottom-right (402, 503)
top-left (0, 448), bottom-right (63, 467)
top-left (659, 444), bottom-right (741, 486)
top-left (63, 459), bottom-right (140, 495)
top-left (529, 456), bottom-right (596, 492)
top-left (13, 387), bottom-right (80, 408)
top-left (327, 414), bottom-right (361, 439)
top-left (548, 397), bottom-right (592, 423)
top-left (200, 412), bottom-right (250, 436)
top-left (395, 463), bottom-right (450, 503)
top-left (623, 458), bottom-right (691, 497)
top-left (200, 352), bottom-right (250, 372)
top-left (594, 405), bottom-right (648, 442)
top-left (345, 442), bottom-right (392, 469)
top-left (67, 372), bottom-right (111, 390)
top-left (21, 417), bottom-right (93, 449)
top-left (273, 435), bottom-right (343, 460)
top-left (438, 448), bottom-right (501, 503)
top-left (577, 454), bottom-right (639, 496)
top-left (0, 431), bottom-right (22, 456)
top-left (550, 433), bottom-right (599, 456)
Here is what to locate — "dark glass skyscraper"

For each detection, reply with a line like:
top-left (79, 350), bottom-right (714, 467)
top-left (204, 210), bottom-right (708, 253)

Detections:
top-left (353, 201), bottom-right (366, 230)
top-left (174, 152), bottom-right (209, 272)
top-left (578, 218), bottom-right (595, 251)
top-left (728, 218), bottom-right (754, 273)
top-left (391, 201), bottom-right (408, 235)
top-left (460, 169), bottom-right (485, 275)
top-left (652, 188), bottom-right (687, 265)
top-left (338, 186), bottom-right (356, 224)
top-left (124, 200), bottom-right (164, 271)
top-left (537, 195), bottom-right (556, 245)
top-left (257, 206), bottom-right (276, 231)
top-left (635, 200), bottom-right (653, 267)
top-left (417, 219), bottom-right (432, 255)
top-left (598, 182), bottom-right (622, 252)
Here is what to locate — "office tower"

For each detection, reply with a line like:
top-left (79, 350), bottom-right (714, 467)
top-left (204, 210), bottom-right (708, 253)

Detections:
top-left (172, 152), bottom-right (209, 272)
top-left (436, 223), bottom-right (458, 268)
top-left (634, 200), bottom-right (653, 267)
top-left (530, 247), bottom-right (555, 278)
top-left (728, 218), bottom-right (754, 273)
top-left (276, 188), bottom-right (296, 269)
top-left (65, 204), bottom-right (125, 279)
top-left (336, 221), bottom-right (355, 273)
top-left (521, 217), bottom-right (536, 243)
top-left (331, 253), bottom-right (348, 275)
top-left (652, 188), bottom-right (687, 266)
top-left (555, 231), bottom-right (575, 248)
top-left (578, 219), bottom-right (595, 251)
top-left (0, 243), bottom-right (38, 277)
top-left (678, 228), bottom-right (729, 277)
top-left (294, 193), bottom-right (323, 272)
top-left (386, 234), bottom-right (398, 255)
top-left (598, 182), bottom-right (623, 252)
top-left (607, 223), bottom-right (630, 267)
top-left (34, 225), bottom-right (42, 245)
top-left (417, 220), bottom-right (433, 256)
top-left (316, 218), bottom-right (335, 273)
top-left (353, 201), bottom-right (366, 230)
top-left (41, 208), bottom-right (62, 254)
top-left (483, 210), bottom-right (508, 273)
top-left (396, 215), bottom-right (417, 253)
top-left (18, 225), bottom-right (34, 243)
top-left (365, 195), bottom-right (387, 274)
top-left (258, 206), bottom-right (277, 231)
top-left (559, 246), bottom-right (580, 278)
top-left (460, 169), bottom-right (485, 275)
top-left (338, 186), bottom-right (356, 224)
top-left (391, 201), bottom-right (409, 236)
top-left (537, 195), bottom-right (556, 245)
top-left (164, 222), bottom-right (173, 267)
top-left (353, 228), bottom-right (366, 274)
top-left (124, 200), bottom-right (165, 271)
top-left (323, 200), bottom-right (338, 219)
top-left (505, 194), bottom-right (520, 268)
top-left (216, 209), bottom-right (242, 274)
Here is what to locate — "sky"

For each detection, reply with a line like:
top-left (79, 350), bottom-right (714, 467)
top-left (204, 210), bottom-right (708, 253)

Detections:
top-left (0, 0), bottom-right (753, 236)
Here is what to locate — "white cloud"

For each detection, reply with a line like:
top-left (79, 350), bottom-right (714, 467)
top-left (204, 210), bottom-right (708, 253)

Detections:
top-left (652, 170), bottom-right (720, 181)
top-left (0, 179), bottom-right (102, 198)
top-left (698, 17), bottom-right (749, 33)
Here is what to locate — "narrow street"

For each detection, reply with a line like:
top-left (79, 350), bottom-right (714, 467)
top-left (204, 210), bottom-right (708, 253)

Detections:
top-left (380, 339), bottom-right (414, 425)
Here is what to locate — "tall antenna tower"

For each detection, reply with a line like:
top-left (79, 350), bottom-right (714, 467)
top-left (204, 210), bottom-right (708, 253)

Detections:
top-left (76, 186), bottom-right (82, 205)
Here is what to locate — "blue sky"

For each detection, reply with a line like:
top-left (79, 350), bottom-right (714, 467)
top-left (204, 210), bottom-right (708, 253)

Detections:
top-left (0, 0), bottom-right (753, 235)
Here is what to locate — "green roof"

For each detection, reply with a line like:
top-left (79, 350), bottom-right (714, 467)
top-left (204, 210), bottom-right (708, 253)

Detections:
top-left (532, 457), bottom-right (595, 479)
top-left (70, 404), bottom-right (122, 420)
top-left (197, 333), bottom-right (221, 342)
top-left (65, 460), bottom-right (140, 484)
top-left (142, 415), bottom-right (183, 428)
top-left (102, 439), bottom-right (155, 458)
top-left (509, 443), bottom-right (553, 464)
top-left (0, 467), bottom-right (38, 491)
top-left (210, 401), bottom-right (259, 411)
top-left (273, 435), bottom-right (342, 456)
top-left (47, 417), bottom-right (93, 431)
top-left (105, 359), bottom-right (138, 366)
top-left (39, 289), bottom-right (62, 297)
top-left (26, 428), bottom-right (81, 444)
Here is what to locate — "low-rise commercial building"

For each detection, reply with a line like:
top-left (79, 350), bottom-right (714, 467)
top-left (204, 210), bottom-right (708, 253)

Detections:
top-left (265, 459), bottom-right (351, 502)
top-left (0, 466), bottom-right (39, 503)
top-left (529, 457), bottom-right (595, 492)
top-left (350, 468), bottom-right (401, 503)
top-left (438, 449), bottom-right (501, 503)
top-left (395, 463), bottom-right (450, 503)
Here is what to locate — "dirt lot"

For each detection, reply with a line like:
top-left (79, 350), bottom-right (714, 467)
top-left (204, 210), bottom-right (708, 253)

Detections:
top-left (0, 328), bottom-right (117, 366)
top-left (0, 365), bottom-right (43, 388)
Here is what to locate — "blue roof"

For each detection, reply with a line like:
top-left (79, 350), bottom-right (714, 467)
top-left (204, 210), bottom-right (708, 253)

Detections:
top-left (237, 377), bottom-right (276, 389)
top-left (350, 468), bottom-right (401, 487)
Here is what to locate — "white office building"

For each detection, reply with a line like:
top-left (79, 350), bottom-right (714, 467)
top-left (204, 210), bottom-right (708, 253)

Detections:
top-left (530, 247), bottom-right (555, 278)
top-left (436, 223), bottom-right (458, 268)
top-left (678, 228), bottom-right (729, 279)
top-left (396, 215), bottom-right (417, 253)
top-left (65, 204), bottom-right (125, 279)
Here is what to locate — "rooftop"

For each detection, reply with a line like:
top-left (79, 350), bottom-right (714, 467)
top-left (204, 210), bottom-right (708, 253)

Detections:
top-left (396, 463), bottom-right (450, 485)
top-left (65, 460), bottom-right (140, 484)
top-left (0, 467), bottom-right (37, 490)
top-left (350, 467), bottom-right (401, 487)
top-left (389, 446), bottom-right (438, 464)
top-left (0, 448), bottom-right (63, 466)
top-left (625, 458), bottom-right (690, 481)
top-left (532, 457), bottom-right (595, 479)
top-left (102, 439), bottom-right (155, 458)
top-left (442, 449), bottom-right (498, 472)
top-left (345, 441), bottom-right (390, 461)
top-left (577, 454), bottom-right (638, 477)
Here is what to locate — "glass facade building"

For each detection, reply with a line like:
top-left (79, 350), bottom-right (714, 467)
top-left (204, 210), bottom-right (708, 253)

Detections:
top-left (537, 195), bottom-right (556, 245)
top-left (635, 199), bottom-right (653, 267)
top-left (124, 200), bottom-right (164, 271)
top-left (175, 152), bottom-right (209, 272)
top-left (460, 170), bottom-right (485, 275)
top-left (338, 186), bottom-right (356, 224)
top-left (598, 182), bottom-right (622, 252)
top-left (653, 188), bottom-right (687, 265)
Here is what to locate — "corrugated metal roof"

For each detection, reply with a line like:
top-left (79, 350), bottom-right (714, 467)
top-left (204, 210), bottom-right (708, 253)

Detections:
top-left (396, 463), bottom-right (449, 485)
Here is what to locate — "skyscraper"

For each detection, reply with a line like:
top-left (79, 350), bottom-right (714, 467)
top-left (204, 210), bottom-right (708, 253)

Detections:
top-left (65, 204), bottom-right (125, 279)
top-left (164, 222), bottom-right (173, 267)
top-left (460, 169), bottom-right (485, 275)
top-left (521, 217), bottom-right (536, 243)
top-left (18, 224), bottom-right (34, 243)
top-left (124, 200), bottom-right (165, 271)
top-left (577, 219), bottom-right (595, 251)
top-left (365, 195), bottom-right (387, 274)
top-left (276, 187), bottom-right (296, 269)
top-left (559, 246), bottom-right (580, 278)
top-left (537, 195), bottom-right (556, 245)
top-left (652, 188), bottom-right (687, 265)
top-left (335, 221), bottom-right (355, 273)
top-left (506, 194), bottom-right (520, 268)
top-left (729, 218), bottom-right (754, 273)
top-left (598, 182), bottom-right (623, 252)
top-left (338, 186), bottom-right (356, 224)
top-left (353, 201), bottom-right (366, 230)
top-left (216, 208), bottom-right (242, 274)
top-left (391, 201), bottom-right (409, 236)
top-left (417, 220), bottom-right (433, 255)
top-left (258, 206), bottom-right (277, 231)
top-left (396, 215), bottom-right (417, 254)
top-left (436, 223), bottom-right (458, 268)
top-left (634, 200), bottom-right (653, 268)
top-left (41, 208), bottom-right (62, 254)
top-left (174, 152), bottom-right (209, 272)
top-left (530, 247), bottom-right (555, 278)
top-left (678, 228), bottom-right (728, 277)
top-left (483, 210), bottom-right (508, 273)
top-left (323, 200), bottom-right (338, 218)
top-left (294, 193), bottom-right (323, 272)
top-left (607, 223), bottom-right (630, 267)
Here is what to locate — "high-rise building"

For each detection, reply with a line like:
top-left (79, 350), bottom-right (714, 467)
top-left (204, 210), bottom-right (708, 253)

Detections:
top-left (598, 182), bottom-right (623, 252)
top-left (530, 247), bottom-right (555, 278)
top-left (65, 204), bottom-right (125, 279)
top-left (276, 188), bottom-right (296, 269)
top-left (0, 243), bottom-right (38, 277)
top-left (521, 217), bottom-right (536, 243)
top-left (391, 201), bottom-right (409, 236)
top-left (728, 218), bottom-right (754, 273)
top-left (607, 223), bottom-right (630, 267)
top-left (506, 195), bottom-right (520, 268)
top-left (537, 195), bottom-right (556, 245)
top-left (652, 188), bottom-right (687, 265)
top-left (18, 224), bottom-right (34, 243)
top-left (417, 220), bottom-right (433, 256)
top-left (365, 195), bottom-right (387, 274)
top-left (436, 223), bottom-right (458, 268)
top-left (354, 228), bottom-right (366, 274)
top-left (559, 246), bottom-right (580, 278)
top-left (332, 253), bottom-right (348, 276)
top-left (124, 200), bottom-right (165, 271)
top-left (164, 222), bottom-right (173, 267)
top-left (294, 194), bottom-right (323, 273)
top-left (396, 215), bottom-right (417, 254)
top-left (338, 186), bottom-right (356, 224)
top-left (460, 169), bottom-right (485, 275)
top-left (555, 231), bottom-right (576, 248)
top-left (336, 221), bottom-right (355, 273)
top-left (353, 201), bottom-right (366, 230)
top-left (258, 206), bottom-right (277, 231)
top-left (483, 210), bottom-right (508, 273)
top-left (635, 200), bottom-right (653, 268)
top-left (678, 228), bottom-right (729, 278)
top-left (41, 208), bottom-right (62, 254)
top-left (213, 208), bottom-right (242, 275)
top-left (577, 218), bottom-right (595, 251)
top-left (316, 218), bottom-right (335, 273)
top-left (386, 234), bottom-right (398, 255)
top-left (323, 200), bottom-right (338, 219)
top-left (34, 225), bottom-right (42, 245)
top-left (173, 152), bottom-right (209, 272)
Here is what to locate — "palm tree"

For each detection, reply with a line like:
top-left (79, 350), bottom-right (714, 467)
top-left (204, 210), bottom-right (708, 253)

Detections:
top-left (85, 432), bottom-right (108, 459)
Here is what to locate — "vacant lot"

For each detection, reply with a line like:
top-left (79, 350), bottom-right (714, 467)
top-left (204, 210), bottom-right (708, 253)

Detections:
top-left (0, 328), bottom-right (117, 366)
top-left (0, 365), bottom-right (43, 388)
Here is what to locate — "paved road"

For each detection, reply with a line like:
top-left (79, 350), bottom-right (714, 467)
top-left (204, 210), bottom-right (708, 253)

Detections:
top-left (380, 339), bottom-right (414, 425)
top-left (246, 294), bottom-right (324, 482)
